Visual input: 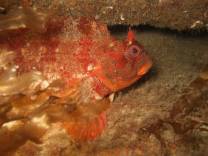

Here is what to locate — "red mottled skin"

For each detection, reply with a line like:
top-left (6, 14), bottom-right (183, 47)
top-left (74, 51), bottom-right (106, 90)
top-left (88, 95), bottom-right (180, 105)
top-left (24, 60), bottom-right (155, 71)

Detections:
top-left (0, 13), bottom-right (152, 140)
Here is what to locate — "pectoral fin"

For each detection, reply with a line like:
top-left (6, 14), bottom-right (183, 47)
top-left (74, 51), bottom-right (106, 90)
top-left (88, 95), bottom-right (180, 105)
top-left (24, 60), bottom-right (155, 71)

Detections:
top-left (43, 97), bottom-right (110, 141)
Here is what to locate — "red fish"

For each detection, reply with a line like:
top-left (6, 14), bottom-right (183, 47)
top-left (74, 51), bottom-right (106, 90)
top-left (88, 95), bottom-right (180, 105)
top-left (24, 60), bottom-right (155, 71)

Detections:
top-left (0, 5), bottom-right (152, 140)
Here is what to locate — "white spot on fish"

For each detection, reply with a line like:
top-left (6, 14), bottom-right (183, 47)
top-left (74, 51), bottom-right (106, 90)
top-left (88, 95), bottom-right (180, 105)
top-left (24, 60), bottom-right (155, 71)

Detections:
top-left (94, 92), bottom-right (103, 100)
top-left (73, 73), bottom-right (87, 79)
top-left (87, 64), bottom-right (94, 71)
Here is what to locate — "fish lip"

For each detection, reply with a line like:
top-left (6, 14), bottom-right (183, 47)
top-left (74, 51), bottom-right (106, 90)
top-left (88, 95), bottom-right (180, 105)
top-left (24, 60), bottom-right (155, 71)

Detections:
top-left (137, 55), bottom-right (152, 76)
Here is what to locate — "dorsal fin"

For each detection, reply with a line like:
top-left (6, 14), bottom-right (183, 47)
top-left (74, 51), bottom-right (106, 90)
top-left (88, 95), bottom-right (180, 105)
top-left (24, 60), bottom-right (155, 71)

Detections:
top-left (127, 28), bottom-right (136, 44)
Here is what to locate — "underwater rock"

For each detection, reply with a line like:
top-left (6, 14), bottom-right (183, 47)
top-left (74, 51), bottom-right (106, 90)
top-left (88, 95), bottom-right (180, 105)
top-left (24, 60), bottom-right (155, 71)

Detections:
top-left (1, 0), bottom-right (207, 30)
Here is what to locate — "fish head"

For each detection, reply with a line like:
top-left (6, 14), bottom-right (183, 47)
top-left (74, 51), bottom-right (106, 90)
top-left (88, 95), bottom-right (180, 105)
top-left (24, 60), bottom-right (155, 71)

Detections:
top-left (92, 29), bottom-right (152, 95)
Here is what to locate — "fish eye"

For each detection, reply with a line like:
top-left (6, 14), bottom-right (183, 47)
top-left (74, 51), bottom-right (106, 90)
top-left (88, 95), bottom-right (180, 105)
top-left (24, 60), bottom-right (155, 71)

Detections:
top-left (128, 45), bottom-right (142, 57)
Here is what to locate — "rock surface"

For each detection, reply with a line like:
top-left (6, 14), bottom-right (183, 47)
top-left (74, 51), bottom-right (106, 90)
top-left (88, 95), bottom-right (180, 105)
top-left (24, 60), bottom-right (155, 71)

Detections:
top-left (1, 0), bottom-right (207, 30)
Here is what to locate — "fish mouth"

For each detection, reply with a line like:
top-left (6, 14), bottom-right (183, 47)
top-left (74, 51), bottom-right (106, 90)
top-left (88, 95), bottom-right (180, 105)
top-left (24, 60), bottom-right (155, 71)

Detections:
top-left (137, 55), bottom-right (152, 76)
